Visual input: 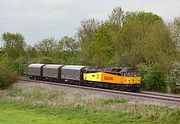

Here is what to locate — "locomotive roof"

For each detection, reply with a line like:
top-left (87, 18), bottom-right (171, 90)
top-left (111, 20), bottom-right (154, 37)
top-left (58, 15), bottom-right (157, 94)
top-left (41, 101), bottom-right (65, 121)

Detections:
top-left (84, 66), bottom-right (138, 73)
top-left (85, 66), bottom-right (123, 72)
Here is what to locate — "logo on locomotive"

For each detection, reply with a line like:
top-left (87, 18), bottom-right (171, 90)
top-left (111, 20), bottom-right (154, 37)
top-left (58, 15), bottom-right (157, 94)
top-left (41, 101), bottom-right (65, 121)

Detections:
top-left (104, 76), bottom-right (113, 81)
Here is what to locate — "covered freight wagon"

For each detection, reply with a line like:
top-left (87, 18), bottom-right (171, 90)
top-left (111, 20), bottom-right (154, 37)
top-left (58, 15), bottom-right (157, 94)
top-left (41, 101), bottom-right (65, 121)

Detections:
top-left (61, 65), bottom-right (85, 82)
top-left (42, 64), bottom-right (63, 81)
top-left (28, 64), bottom-right (45, 79)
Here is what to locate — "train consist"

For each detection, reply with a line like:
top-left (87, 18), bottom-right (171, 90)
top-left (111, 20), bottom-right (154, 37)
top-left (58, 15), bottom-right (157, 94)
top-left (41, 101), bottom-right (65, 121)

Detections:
top-left (28, 64), bottom-right (141, 92)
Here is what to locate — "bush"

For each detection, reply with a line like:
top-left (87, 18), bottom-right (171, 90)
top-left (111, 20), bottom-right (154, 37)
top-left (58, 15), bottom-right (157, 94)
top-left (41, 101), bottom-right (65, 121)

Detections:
top-left (0, 66), bottom-right (18, 89)
top-left (138, 64), bottom-right (167, 92)
top-left (169, 61), bottom-right (180, 93)
top-left (39, 57), bottom-right (53, 64)
top-left (0, 57), bottom-right (27, 75)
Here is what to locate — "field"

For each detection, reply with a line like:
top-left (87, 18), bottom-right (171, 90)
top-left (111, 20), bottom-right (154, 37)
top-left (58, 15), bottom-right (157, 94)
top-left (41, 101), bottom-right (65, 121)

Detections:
top-left (0, 82), bottom-right (179, 124)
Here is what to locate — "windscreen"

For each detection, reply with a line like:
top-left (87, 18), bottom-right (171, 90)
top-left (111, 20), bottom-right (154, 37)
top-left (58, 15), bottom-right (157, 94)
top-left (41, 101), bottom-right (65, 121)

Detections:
top-left (126, 71), bottom-right (140, 77)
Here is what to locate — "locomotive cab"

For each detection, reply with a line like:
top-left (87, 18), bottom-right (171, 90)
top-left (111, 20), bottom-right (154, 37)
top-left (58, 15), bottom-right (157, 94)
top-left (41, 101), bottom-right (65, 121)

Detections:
top-left (120, 68), bottom-right (141, 90)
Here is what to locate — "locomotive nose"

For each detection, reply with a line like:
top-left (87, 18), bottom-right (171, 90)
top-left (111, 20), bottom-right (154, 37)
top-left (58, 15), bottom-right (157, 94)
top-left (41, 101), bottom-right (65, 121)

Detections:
top-left (133, 77), bottom-right (141, 84)
top-left (127, 77), bottom-right (141, 85)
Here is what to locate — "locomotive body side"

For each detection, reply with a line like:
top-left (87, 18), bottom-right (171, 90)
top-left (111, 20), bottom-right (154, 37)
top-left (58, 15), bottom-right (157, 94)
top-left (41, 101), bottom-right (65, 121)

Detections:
top-left (83, 72), bottom-right (126, 84)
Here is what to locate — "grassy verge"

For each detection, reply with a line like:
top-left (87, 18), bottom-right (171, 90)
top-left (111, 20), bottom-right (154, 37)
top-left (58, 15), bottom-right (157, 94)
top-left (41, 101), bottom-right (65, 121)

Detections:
top-left (0, 83), bottom-right (179, 124)
top-left (1, 100), bottom-right (179, 124)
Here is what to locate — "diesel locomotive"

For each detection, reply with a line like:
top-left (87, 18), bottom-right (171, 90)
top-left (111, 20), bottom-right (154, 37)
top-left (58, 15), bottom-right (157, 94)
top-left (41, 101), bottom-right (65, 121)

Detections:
top-left (28, 64), bottom-right (141, 92)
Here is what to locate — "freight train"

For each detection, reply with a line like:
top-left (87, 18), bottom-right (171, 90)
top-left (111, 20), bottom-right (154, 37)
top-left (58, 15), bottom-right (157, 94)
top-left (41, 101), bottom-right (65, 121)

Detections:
top-left (28, 64), bottom-right (141, 92)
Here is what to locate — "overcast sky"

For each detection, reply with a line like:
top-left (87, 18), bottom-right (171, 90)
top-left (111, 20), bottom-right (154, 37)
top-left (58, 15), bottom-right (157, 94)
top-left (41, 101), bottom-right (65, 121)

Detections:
top-left (0, 0), bottom-right (180, 46)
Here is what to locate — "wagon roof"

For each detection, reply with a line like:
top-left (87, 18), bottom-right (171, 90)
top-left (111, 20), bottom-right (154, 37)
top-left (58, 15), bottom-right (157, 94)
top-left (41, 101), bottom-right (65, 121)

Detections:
top-left (43, 64), bottom-right (63, 69)
top-left (28, 64), bottom-right (45, 68)
top-left (62, 65), bottom-right (86, 70)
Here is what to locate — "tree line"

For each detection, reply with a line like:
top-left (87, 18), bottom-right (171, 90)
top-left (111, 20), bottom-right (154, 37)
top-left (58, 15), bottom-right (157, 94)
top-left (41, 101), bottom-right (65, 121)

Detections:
top-left (0, 7), bottom-right (180, 92)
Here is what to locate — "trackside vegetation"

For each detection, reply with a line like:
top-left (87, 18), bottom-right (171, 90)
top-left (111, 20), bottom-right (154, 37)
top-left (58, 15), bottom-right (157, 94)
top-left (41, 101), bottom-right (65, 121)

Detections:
top-left (0, 65), bottom-right (18, 89)
top-left (138, 64), bottom-right (167, 92)
top-left (0, 83), bottom-right (179, 124)
top-left (0, 7), bottom-right (179, 92)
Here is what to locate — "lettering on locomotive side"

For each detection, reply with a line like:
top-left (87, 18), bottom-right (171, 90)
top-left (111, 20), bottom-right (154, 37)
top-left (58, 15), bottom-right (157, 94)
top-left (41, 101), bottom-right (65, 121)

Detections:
top-left (104, 76), bottom-right (113, 80)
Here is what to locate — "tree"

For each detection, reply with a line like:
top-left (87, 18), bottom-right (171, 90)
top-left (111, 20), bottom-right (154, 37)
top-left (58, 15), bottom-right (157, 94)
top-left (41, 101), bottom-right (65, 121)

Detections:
top-left (0, 47), bottom-right (6, 61)
top-left (108, 6), bottom-right (128, 27)
top-left (142, 21), bottom-right (176, 70)
top-left (54, 36), bottom-right (80, 64)
top-left (2, 32), bottom-right (26, 58)
top-left (58, 36), bottom-right (79, 52)
top-left (77, 18), bottom-right (100, 65)
top-left (26, 45), bottom-right (38, 58)
top-left (169, 17), bottom-right (180, 51)
top-left (92, 23), bottom-right (114, 65)
top-left (35, 38), bottom-right (56, 56)
top-left (115, 12), bottom-right (169, 66)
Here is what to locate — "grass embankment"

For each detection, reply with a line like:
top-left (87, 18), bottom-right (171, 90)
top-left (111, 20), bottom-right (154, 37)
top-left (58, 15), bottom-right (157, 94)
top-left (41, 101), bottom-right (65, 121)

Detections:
top-left (0, 82), bottom-right (179, 124)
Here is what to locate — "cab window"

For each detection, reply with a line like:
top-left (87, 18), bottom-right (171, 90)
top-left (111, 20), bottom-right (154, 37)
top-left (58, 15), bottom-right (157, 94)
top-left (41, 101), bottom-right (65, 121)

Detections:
top-left (126, 72), bottom-right (139, 77)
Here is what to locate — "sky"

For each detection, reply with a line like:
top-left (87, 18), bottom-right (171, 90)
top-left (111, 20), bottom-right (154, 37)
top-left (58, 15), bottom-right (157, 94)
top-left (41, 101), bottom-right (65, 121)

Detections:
top-left (0, 0), bottom-right (180, 46)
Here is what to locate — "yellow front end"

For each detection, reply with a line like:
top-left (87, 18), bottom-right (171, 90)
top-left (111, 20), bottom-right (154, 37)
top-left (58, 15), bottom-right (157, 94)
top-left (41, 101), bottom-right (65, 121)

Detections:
top-left (126, 77), bottom-right (141, 85)
top-left (83, 72), bottom-right (102, 82)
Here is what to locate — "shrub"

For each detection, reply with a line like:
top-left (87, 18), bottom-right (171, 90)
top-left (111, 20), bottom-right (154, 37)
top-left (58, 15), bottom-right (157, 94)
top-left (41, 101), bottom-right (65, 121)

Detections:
top-left (169, 61), bottom-right (180, 93)
top-left (0, 57), bottom-right (27, 75)
top-left (138, 64), bottom-right (167, 92)
top-left (39, 57), bottom-right (53, 64)
top-left (0, 65), bottom-right (18, 89)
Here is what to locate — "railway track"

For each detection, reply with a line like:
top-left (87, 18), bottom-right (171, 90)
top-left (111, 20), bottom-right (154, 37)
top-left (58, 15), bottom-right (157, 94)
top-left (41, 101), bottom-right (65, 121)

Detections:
top-left (19, 76), bottom-right (180, 103)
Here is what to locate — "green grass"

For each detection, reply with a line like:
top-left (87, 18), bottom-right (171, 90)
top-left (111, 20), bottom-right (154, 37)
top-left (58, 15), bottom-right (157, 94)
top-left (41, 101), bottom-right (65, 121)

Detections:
top-left (97, 98), bottom-right (128, 104)
top-left (0, 100), bottom-right (178, 124)
top-left (0, 83), bottom-right (179, 124)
